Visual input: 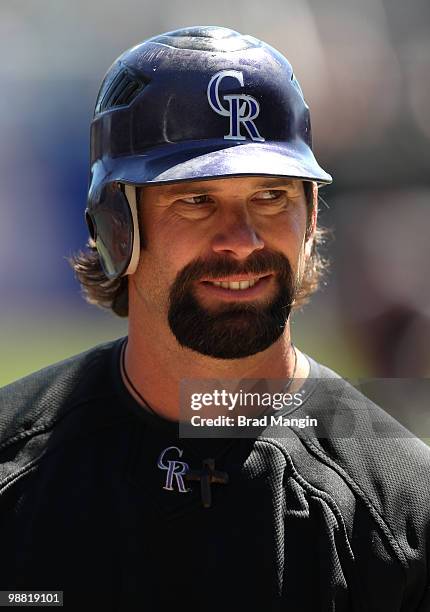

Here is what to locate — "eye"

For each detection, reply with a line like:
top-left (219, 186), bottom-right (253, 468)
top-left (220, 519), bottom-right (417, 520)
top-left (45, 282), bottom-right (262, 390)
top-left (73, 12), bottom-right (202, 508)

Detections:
top-left (180, 194), bottom-right (213, 205)
top-left (252, 190), bottom-right (284, 202)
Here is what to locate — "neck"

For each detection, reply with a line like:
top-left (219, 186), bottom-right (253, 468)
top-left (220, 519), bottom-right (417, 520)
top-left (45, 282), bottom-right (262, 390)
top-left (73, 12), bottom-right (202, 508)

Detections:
top-left (122, 316), bottom-right (309, 421)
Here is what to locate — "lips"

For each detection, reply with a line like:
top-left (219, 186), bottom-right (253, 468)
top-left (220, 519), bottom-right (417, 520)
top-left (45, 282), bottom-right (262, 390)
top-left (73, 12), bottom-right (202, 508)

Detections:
top-left (208, 279), bottom-right (256, 290)
top-left (200, 273), bottom-right (271, 289)
top-left (198, 274), bottom-right (273, 299)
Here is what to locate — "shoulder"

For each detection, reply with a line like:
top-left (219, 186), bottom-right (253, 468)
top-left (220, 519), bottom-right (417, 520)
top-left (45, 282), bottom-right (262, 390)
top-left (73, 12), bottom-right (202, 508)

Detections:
top-left (300, 356), bottom-right (430, 509)
top-left (286, 357), bottom-right (430, 573)
top-left (258, 356), bottom-right (430, 602)
top-left (300, 357), bottom-right (430, 501)
top-left (0, 338), bottom-right (123, 448)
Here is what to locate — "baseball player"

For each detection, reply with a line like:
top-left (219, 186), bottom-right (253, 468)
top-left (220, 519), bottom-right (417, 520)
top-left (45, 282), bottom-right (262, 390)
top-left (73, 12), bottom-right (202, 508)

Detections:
top-left (0, 26), bottom-right (429, 611)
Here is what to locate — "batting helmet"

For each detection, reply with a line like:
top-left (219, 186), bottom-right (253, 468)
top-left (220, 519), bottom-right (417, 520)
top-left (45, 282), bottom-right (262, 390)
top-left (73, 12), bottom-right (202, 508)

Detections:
top-left (86, 26), bottom-right (332, 279)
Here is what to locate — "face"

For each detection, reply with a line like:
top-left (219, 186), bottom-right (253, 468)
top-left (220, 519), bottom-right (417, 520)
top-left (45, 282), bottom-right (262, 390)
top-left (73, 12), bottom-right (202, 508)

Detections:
top-left (129, 176), bottom-right (315, 359)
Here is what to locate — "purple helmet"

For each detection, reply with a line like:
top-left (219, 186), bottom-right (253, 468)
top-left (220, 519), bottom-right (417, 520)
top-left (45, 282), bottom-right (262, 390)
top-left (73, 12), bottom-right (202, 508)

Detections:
top-left (86, 26), bottom-right (332, 279)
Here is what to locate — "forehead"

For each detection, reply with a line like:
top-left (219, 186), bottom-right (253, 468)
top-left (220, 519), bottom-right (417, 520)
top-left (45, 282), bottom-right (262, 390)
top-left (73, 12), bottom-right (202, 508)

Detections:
top-left (141, 176), bottom-right (305, 199)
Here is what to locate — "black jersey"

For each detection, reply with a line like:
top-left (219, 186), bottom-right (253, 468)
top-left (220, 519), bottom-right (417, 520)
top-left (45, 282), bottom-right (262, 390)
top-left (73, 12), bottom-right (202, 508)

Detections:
top-left (0, 338), bottom-right (429, 611)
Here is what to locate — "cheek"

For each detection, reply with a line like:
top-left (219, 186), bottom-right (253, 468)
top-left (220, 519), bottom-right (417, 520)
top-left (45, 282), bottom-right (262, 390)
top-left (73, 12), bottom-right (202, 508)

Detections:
top-left (139, 217), bottom-right (201, 289)
top-left (263, 211), bottom-right (307, 261)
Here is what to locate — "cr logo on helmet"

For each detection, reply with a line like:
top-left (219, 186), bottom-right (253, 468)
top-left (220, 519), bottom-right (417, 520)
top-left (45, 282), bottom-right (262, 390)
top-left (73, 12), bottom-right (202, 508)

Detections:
top-left (207, 70), bottom-right (265, 142)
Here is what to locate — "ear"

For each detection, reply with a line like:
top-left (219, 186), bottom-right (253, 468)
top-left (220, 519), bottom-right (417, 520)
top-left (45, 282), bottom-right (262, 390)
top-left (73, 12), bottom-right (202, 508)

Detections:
top-left (304, 182), bottom-right (318, 259)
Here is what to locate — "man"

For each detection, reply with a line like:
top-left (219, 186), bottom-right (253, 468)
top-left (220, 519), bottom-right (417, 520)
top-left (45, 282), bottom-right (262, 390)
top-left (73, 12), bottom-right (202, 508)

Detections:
top-left (0, 26), bottom-right (429, 612)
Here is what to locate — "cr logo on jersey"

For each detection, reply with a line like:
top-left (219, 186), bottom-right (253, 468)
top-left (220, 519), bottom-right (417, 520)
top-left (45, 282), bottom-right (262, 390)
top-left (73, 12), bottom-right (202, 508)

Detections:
top-left (157, 446), bottom-right (190, 493)
top-left (207, 70), bottom-right (265, 142)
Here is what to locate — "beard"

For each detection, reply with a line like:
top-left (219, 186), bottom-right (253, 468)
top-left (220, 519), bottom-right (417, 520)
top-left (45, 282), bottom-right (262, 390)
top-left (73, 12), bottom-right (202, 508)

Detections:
top-left (167, 250), bottom-right (298, 359)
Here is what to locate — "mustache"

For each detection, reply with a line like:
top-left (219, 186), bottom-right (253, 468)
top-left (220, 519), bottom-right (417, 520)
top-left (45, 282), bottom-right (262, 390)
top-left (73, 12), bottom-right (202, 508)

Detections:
top-left (179, 251), bottom-right (291, 280)
top-left (171, 250), bottom-right (293, 296)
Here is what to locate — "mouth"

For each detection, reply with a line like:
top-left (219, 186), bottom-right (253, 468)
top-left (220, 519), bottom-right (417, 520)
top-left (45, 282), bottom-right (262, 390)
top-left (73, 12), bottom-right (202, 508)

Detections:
top-left (197, 273), bottom-right (274, 300)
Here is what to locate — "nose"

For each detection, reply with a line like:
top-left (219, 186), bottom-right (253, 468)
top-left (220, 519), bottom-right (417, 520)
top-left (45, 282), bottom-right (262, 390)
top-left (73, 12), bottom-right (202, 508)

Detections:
top-left (210, 208), bottom-right (265, 260)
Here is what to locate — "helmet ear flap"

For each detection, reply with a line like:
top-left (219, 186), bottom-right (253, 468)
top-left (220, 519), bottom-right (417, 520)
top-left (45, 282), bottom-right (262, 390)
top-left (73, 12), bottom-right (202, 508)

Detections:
top-left (123, 184), bottom-right (140, 276)
top-left (85, 182), bottom-right (140, 279)
top-left (85, 211), bottom-right (97, 242)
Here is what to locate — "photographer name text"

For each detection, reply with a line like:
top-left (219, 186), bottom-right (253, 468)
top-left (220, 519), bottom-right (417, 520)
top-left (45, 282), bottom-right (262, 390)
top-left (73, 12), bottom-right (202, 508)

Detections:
top-left (190, 415), bottom-right (317, 429)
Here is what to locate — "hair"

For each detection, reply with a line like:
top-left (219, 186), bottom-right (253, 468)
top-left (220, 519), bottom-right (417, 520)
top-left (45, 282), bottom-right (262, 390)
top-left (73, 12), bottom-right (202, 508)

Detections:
top-left (69, 181), bottom-right (330, 317)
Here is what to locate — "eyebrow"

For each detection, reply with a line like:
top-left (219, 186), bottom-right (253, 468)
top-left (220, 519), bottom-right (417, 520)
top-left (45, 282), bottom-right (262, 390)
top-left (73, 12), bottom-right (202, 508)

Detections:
top-left (253, 178), bottom-right (298, 189)
top-left (158, 178), bottom-right (298, 196)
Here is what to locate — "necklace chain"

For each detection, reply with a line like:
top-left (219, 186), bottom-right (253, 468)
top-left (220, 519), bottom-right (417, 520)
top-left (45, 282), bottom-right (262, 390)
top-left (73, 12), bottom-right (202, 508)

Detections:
top-left (285, 342), bottom-right (298, 392)
top-left (120, 340), bottom-right (159, 416)
top-left (120, 340), bottom-right (298, 417)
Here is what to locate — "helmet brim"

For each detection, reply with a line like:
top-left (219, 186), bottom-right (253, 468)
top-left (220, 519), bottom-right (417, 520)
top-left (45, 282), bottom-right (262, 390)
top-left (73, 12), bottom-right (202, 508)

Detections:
top-left (95, 139), bottom-right (332, 188)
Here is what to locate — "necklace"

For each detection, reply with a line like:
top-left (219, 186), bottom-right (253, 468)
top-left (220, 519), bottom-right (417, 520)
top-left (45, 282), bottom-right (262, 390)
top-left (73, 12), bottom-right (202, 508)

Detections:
top-left (120, 340), bottom-right (159, 417)
top-left (120, 340), bottom-right (298, 417)
top-left (285, 343), bottom-right (298, 392)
